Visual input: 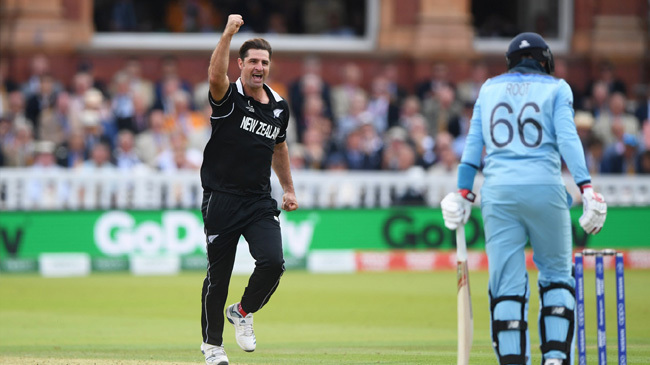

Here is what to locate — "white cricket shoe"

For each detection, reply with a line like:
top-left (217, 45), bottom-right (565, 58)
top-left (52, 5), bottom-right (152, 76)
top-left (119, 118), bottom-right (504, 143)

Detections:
top-left (544, 359), bottom-right (563, 365)
top-left (201, 342), bottom-right (228, 365)
top-left (225, 303), bottom-right (256, 352)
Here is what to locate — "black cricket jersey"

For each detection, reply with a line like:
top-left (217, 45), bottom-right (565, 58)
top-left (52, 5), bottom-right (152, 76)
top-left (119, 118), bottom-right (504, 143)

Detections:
top-left (201, 78), bottom-right (290, 196)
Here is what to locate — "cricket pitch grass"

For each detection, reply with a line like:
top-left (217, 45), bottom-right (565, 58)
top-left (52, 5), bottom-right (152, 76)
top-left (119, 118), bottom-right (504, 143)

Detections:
top-left (1, 269), bottom-right (649, 364)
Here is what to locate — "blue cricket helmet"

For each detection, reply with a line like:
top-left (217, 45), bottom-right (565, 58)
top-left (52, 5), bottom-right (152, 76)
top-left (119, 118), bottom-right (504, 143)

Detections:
top-left (505, 32), bottom-right (554, 74)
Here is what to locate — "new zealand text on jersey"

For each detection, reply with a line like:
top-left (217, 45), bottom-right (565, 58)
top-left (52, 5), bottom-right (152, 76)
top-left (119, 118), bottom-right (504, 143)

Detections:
top-left (240, 116), bottom-right (280, 140)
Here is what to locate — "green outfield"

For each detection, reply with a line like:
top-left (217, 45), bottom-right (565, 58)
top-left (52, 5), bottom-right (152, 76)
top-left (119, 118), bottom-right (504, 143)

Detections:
top-left (0, 269), bottom-right (648, 364)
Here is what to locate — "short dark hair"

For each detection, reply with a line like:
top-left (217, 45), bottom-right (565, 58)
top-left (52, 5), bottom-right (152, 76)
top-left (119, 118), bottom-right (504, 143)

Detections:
top-left (239, 38), bottom-right (272, 60)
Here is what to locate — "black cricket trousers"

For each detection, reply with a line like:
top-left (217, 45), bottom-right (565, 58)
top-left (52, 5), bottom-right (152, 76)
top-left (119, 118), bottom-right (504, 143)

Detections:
top-left (200, 190), bottom-right (285, 346)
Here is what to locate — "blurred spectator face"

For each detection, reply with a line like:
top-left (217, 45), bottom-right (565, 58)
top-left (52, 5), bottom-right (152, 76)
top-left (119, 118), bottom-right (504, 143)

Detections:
top-left (39, 75), bottom-right (55, 96)
top-left (401, 96), bottom-right (421, 117)
top-left (349, 91), bottom-right (368, 115)
top-left (611, 122), bottom-right (625, 141)
top-left (435, 131), bottom-right (453, 152)
top-left (382, 63), bottom-right (399, 82)
top-left (408, 115), bottom-right (429, 136)
top-left (31, 54), bottom-right (49, 76)
top-left (290, 154), bottom-right (306, 169)
top-left (169, 132), bottom-right (187, 150)
top-left (302, 56), bottom-right (322, 76)
top-left (359, 122), bottom-right (379, 141)
top-left (80, 110), bottom-right (102, 135)
top-left (69, 131), bottom-right (85, 151)
top-left (172, 90), bottom-right (191, 113)
top-left (35, 149), bottom-right (56, 167)
top-left (342, 63), bottom-right (362, 86)
top-left (371, 76), bottom-right (390, 99)
top-left (8, 91), bottom-right (25, 114)
top-left (302, 127), bottom-right (323, 146)
top-left (132, 92), bottom-right (148, 114)
top-left (438, 146), bottom-right (457, 167)
top-left (149, 109), bottom-right (165, 131)
top-left (73, 72), bottom-right (93, 96)
top-left (125, 59), bottom-right (143, 78)
top-left (161, 57), bottom-right (179, 77)
top-left (56, 91), bottom-right (70, 112)
top-left (91, 143), bottom-right (111, 165)
top-left (592, 82), bottom-right (609, 105)
top-left (113, 72), bottom-right (131, 95)
top-left (317, 116), bottom-right (333, 137)
top-left (385, 139), bottom-right (415, 171)
top-left (437, 85), bottom-right (456, 108)
top-left (15, 123), bottom-right (32, 144)
top-left (345, 130), bottom-right (362, 151)
top-left (289, 144), bottom-right (306, 169)
top-left (118, 130), bottom-right (135, 152)
top-left (303, 94), bottom-right (324, 117)
top-left (163, 76), bottom-right (181, 99)
top-left (608, 93), bottom-right (626, 115)
top-left (173, 147), bottom-right (186, 168)
top-left (302, 74), bottom-right (323, 96)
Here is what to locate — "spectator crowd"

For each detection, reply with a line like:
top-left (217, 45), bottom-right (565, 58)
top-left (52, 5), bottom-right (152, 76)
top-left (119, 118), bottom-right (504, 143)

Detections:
top-left (1, 54), bottom-right (650, 186)
top-left (94, 0), bottom-right (366, 37)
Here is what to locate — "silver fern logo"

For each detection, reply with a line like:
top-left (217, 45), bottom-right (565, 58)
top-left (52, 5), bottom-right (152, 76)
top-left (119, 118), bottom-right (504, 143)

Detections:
top-left (246, 100), bottom-right (255, 113)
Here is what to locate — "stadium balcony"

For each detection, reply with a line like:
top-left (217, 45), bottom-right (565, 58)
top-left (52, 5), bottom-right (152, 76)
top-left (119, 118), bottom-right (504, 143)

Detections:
top-left (1, 168), bottom-right (648, 211)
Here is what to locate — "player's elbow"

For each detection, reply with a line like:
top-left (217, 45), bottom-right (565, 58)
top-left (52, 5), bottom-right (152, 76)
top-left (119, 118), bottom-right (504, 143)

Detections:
top-left (208, 76), bottom-right (229, 100)
top-left (208, 71), bottom-right (224, 89)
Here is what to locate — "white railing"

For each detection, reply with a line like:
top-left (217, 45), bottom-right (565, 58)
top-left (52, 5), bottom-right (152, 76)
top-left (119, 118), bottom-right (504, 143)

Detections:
top-left (0, 168), bottom-right (649, 210)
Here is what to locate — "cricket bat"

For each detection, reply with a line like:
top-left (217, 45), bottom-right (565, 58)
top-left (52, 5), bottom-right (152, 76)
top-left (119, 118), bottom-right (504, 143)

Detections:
top-left (456, 224), bottom-right (473, 365)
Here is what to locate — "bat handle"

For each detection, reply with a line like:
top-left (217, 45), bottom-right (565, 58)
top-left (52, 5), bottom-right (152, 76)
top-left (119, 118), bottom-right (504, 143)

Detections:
top-left (456, 225), bottom-right (467, 261)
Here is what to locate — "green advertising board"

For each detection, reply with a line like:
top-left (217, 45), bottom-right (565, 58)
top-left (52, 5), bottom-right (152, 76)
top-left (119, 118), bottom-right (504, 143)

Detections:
top-left (0, 208), bottom-right (648, 268)
top-left (287, 207), bottom-right (649, 250)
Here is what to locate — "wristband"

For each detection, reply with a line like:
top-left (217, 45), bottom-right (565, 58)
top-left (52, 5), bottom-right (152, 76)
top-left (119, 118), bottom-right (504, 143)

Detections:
top-left (579, 184), bottom-right (592, 194)
top-left (459, 189), bottom-right (476, 202)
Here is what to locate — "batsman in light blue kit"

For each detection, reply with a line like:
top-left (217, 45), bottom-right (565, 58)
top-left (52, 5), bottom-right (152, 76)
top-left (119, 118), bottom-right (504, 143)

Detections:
top-left (441, 33), bottom-right (608, 365)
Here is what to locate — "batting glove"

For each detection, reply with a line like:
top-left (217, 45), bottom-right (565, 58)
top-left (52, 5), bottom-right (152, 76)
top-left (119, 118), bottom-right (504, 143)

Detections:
top-left (579, 184), bottom-right (607, 234)
top-left (441, 189), bottom-right (475, 230)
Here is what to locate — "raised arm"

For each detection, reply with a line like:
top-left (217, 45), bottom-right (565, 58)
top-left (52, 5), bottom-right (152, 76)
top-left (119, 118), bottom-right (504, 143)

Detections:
top-left (209, 14), bottom-right (244, 101)
top-left (272, 141), bottom-right (298, 211)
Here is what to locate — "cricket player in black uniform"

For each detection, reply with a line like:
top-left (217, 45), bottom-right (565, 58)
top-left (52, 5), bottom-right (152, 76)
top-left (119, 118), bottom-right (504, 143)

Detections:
top-left (199, 14), bottom-right (298, 365)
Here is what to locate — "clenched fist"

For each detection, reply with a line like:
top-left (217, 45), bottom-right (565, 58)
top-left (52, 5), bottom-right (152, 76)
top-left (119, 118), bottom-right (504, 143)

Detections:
top-left (224, 14), bottom-right (244, 36)
top-left (282, 192), bottom-right (298, 212)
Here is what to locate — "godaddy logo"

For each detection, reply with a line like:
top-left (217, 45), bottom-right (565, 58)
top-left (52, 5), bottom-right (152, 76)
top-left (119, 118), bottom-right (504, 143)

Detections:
top-left (94, 211), bottom-right (205, 256)
top-left (93, 211), bottom-right (316, 258)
